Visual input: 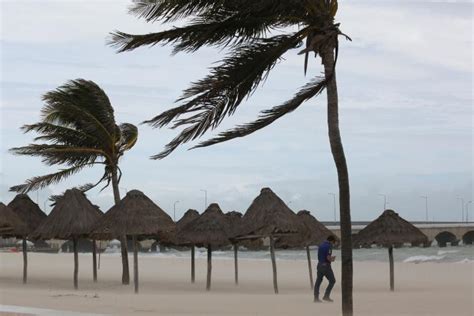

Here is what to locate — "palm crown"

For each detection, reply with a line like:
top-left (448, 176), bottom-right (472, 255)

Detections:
top-left (10, 79), bottom-right (138, 194)
top-left (110, 0), bottom-right (348, 159)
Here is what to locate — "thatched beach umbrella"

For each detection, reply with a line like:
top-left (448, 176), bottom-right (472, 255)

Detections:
top-left (8, 194), bottom-right (47, 284)
top-left (276, 210), bottom-right (337, 289)
top-left (236, 188), bottom-right (302, 294)
top-left (30, 189), bottom-right (102, 289)
top-left (0, 202), bottom-right (28, 236)
top-left (175, 209), bottom-right (199, 283)
top-left (179, 203), bottom-right (231, 291)
top-left (226, 211), bottom-right (242, 285)
top-left (354, 209), bottom-right (428, 291)
top-left (91, 190), bottom-right (175, 293)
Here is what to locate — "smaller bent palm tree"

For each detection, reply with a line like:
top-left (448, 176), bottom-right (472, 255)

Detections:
top-left (9, 79), bottom-right (138, 285)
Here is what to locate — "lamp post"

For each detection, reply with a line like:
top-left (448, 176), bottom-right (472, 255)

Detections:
top-left (378, 194), bottom-right (387, 210)
top-left (420, 196), bottom-right (428, 222)
top-left (457, 197), bottom-right (464, 222)
top-left (173, 200), bottom-right (180, 222)
top-left (465, 201), bottom-right (472, 222)
top-left (200, 189), bottom-right (207, 211)
top-left (328, 193), bottom-right (336, 222)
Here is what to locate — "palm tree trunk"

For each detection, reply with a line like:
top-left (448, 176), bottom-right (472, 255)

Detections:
top-left (22, 238), bottom-right (28, 284)
top-left (306, 245), bottom-right (314, 289)
top-left (73, 237), bottom-right (79, 290)
top-left (321, 48), bottom-right (353, 316)
top-left (111, 167), bottom-right (130, 285)
top-left (92, 239), bottom-right (97, 282)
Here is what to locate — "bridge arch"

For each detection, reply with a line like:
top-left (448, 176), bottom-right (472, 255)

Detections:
top-left (434, 231), bottom-right (458, 247)
top-left (462, 231), bottom-right (474, 245)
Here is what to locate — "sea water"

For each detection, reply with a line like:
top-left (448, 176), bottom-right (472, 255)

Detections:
top-left (104, 245), bottom-right (474, 264)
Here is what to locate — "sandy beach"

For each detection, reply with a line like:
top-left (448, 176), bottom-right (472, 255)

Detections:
top-left (0, 253), bottom-right (472, 316)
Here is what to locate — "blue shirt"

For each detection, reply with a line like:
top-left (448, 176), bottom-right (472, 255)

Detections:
top-left (318, 241), bottom-right (332, 264)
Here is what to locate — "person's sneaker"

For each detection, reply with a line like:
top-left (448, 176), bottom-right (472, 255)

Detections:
top-left (314, 296), bottom-right (321, 303)
top-left (322, 296), bottom-right (334, 302)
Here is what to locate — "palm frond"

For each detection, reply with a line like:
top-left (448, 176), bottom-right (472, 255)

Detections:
top-left (192, 76), bottom-right (329, 148)
top-left (22, 122), bottom-right (99, 147)
top-left (117, 123), bottom-right (139, 152)
top-left (144, 31), bottom-right (307, 134)
top-left (9, 164), bottom-right (95, 194)
top-left (10, 144), bottom-right (107, 166)
top-left (41, 79), bottom-right (116, 143)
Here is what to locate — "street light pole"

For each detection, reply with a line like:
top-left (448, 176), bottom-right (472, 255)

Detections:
top-left (173, 200), bottom-right (180, 222)
top-left (465, 201), bottom-right (472, 222)
top-left (378, 194), bottom-right (387, 210)
top-left (200, 189), bottom-right (207, 211)
top-left (328, 193), bottom-right (336, 222)
top-left (420, 196), bottom-right (428, 222)
top-left (457, 197), bottom-right (464, 222)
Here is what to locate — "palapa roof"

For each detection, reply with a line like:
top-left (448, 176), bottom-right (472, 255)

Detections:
top-left (178, 203), bottom-right (231, 247)
top-left (91, 190), bottom-right (175, 240)
top-left (30, 189), bottom-right (102, 240)
top-left (226, 211), bottom-right (243, 239)
top-left (236, 188), bottom-right (302, 238)
top-left (354, 209), bottom-right (428, 247)
top-left (277, 210), bottom-right (336, 248)
top-left (177, 209), bottom-right (200, 231)
top-left (8, 194), bottom-right (47, 233)
top-left (0, 202), bottom-right (28, 237)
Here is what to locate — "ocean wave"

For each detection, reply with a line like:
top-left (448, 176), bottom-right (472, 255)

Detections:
top-left (454, 258), bottom-right (474, 264)
top-left (437, 250), bottom-right (459, 256)
top-left (403, 255), bottom-right (446, 263)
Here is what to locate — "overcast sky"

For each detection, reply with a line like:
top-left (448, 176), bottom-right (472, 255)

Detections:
top-left (0, 0), bottom-right (472, 222)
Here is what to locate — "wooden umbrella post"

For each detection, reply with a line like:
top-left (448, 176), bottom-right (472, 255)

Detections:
top-left (73, 237), bottom-right (79, 290)
top-left (191, 245), bottom-right (195, 283)
top-left (234, 243), bottom-right (239, 285)
top-left (306, 245), bottom-right (314, 289)
top-left (98, 240), bottom-right (101, 270)
top-left (206, 244), bottom-right (212, 291)
top-left (92, 239), bottom-right (97, 282)
top-left (22, 238), bottom-right (28, 284)
top-left (388, 246), bottom-right (394, 291)
top-left (269, 236), bottom-right (278, 294)
top-left (133, 236), bottom-right (139, 294)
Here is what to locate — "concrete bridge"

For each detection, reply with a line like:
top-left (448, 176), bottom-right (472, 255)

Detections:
top-left (325, 222), bottom-right (474, 247)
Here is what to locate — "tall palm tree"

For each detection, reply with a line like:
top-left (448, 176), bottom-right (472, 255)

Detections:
top-left (111, 1), bottom-right (352, 314)
top-left (10, 79), bottom-right (138, 285)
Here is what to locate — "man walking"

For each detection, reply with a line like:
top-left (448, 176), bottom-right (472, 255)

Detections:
top-left (314, 235), bottom-right (337, 302)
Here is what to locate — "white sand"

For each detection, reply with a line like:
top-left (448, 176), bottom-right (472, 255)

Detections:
top-left (0, 253), bottom-right (472, 316)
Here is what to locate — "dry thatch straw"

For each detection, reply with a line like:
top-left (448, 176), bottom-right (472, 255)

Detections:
top-left (236, 187), bottom-right (304, 294)
top-left (179, 203), bottom-right (231, 291)
top-left (354, 209), bottom-right (428, 292)
top-left (91, 189), bottom-right (175, 294)
top-left (30, 188), bottom-right (102, 290)
top-left (179, 203), bottom-right (231, 247)
top-left (31, 189), bottom-right (102, 240)
top-left (8, 194), bottom-right (46, 233)
top-left (91, 190), bottom-right (175, 241)
top-left (236, 188), bottom-right (302, 238)
top-left (276, 210), bottom-right (336, 248)
top-left (173, 209), bottom-right (200, 284)
top-left (353, 209), bottom-right (428, 247)
top-left (177, 209), bottom-right (200, 231)
top-left (0, 202), bottom-right (28, 237)
top-left (7, 194), bottom-right (47, 284)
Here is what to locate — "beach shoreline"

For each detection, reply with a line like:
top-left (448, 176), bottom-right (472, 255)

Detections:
top-left (0, 253), bottom-right (472, 316)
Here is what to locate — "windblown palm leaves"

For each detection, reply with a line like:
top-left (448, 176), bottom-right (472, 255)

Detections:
top-left (9, 79), bottom-right (138, 194)
top-left (110, 0), bottom-right (348, 159)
